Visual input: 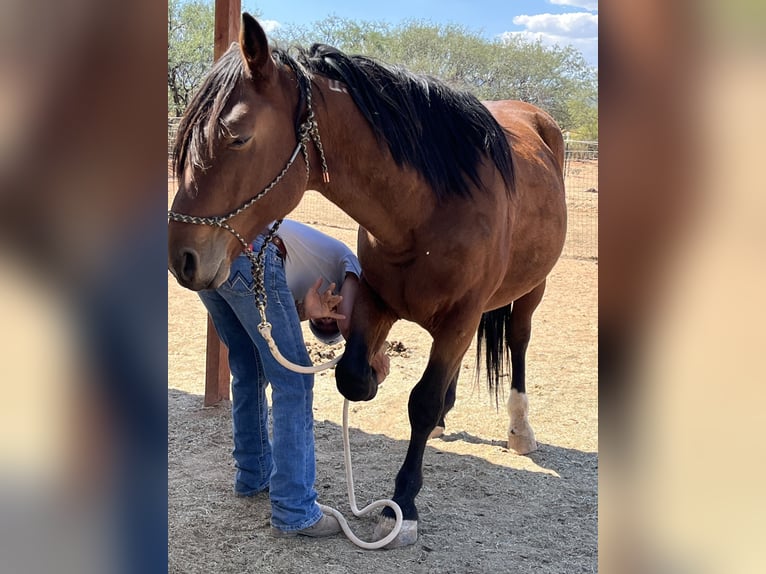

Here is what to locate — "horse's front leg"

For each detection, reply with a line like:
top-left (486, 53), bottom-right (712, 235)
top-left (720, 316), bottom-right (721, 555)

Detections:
top-left (374, 323), bottom-right (476, 548)
top-left (335, 279), bottom-right (395, 401)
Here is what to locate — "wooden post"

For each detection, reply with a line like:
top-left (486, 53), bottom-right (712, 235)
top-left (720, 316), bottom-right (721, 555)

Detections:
top-left (214, 0), bottom-right (241, 60)
top-left (204, 315), bottom-right (230, 406)
top-left (204, 0), bottom-right (240, 406)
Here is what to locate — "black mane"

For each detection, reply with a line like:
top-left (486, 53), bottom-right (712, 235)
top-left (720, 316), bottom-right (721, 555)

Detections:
top-left (297, 44), bottom-right (515, 199)
top-left (173, 42), bottom-right (515, 198)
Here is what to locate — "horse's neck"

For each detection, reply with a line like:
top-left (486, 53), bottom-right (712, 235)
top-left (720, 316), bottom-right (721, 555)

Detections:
top-left (309, 78), bottom-right (435, 252)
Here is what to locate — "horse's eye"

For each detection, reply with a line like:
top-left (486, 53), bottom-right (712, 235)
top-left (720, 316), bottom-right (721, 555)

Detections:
top-left (229, 135), bottom-right (252, 149)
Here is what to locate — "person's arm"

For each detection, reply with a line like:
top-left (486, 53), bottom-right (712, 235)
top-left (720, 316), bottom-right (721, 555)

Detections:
top-left (335, 272), bottom-right (359, 339)
top-left (335, 272), bottom-right (390, 383)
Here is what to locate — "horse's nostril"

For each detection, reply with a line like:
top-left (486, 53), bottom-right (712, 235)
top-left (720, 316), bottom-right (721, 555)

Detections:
top-left (179, 249), bottom-right (198, 283)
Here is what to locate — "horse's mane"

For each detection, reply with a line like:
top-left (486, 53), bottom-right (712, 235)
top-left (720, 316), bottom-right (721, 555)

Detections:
top-left (296, 44), bottom-right (515, 199)
top-left (173, 47), bottom-right (244, 183)
top-left (173, 42), bottom-right (515, 198)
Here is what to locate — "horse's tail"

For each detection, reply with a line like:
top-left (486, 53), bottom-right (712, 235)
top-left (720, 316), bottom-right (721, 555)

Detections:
top-left (475, 303), bottom-right (513, 407)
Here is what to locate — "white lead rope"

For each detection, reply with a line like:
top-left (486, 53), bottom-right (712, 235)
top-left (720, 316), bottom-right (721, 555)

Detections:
top-left (258, 321), bottom-right (403, 549)
top-left (258, 321), bottom-right (343, 373)
top-left (319, 399), bottom-right (403, 550)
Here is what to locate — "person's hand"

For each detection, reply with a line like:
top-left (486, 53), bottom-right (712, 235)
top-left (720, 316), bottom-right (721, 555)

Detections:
top-left (370, 350), bottom-right (390, 384)
top-left (303, 277), bottom-right (346, 321)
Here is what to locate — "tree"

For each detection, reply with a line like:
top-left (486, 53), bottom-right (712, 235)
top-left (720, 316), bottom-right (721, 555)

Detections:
top-left (167, 11), bottom-right (597, 138)
top-left (274, 17), bottom-right (597, 137)
top-left (565, 82), bottom-right (598, 141)
top-left (168, 0), bottom-right (214, 116)
top-left (487, 39), bottom-right (597, 134)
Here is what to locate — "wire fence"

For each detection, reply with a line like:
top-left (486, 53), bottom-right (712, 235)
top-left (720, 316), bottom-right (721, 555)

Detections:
top-left (562, 139), bottom-right (598, 259)
top-left (168, 118), bottom-right (597, 260)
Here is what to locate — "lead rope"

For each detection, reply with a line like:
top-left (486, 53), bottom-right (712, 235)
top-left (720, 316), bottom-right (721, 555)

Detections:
top-left (318, 400), bottom-right (403, 549)
top-left (253, 230), bottom-right (403, 548)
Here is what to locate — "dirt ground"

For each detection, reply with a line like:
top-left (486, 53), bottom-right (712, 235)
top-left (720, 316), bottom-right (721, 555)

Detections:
top-left (168, 180), bottom-right (598, 573)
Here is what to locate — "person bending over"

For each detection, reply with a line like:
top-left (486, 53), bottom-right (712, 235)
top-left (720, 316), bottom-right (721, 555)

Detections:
top-left (197, 219), bottom-right (388, 538)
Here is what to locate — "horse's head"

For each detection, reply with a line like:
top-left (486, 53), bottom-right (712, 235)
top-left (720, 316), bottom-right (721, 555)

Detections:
top-left (168, 14), bottom-right (311, 291)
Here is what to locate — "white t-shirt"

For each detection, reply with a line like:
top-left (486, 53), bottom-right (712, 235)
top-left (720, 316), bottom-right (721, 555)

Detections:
top-left (276, 220), bottom-right (361, 301)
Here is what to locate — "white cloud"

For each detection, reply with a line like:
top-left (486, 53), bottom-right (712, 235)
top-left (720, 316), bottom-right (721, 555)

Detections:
top-left (512, 12), bottom-right (597, 40)
top-left (260, 19), bottom-right (281, 34)
top-left (549, 0), bottom-right (598, 12)
top-left (501, 12), bottom-right (598, 66)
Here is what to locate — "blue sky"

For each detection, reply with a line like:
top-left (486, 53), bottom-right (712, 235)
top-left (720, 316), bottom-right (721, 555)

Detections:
top-left (242, 0), bottom-right (598, 68)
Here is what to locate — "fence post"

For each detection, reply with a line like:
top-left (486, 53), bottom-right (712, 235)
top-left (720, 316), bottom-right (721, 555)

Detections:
top-left (203, 0), bottom-right (241, 406)
top-left (204, 315), bottom-right (230, 405)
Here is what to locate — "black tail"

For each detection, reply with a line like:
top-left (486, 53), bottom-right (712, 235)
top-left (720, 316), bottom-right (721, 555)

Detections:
top-left (476, 303), bottom-right (513, 406)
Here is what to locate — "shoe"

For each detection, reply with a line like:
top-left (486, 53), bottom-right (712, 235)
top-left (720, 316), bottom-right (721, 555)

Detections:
top-left (271, 513), bottom-right (341, 538)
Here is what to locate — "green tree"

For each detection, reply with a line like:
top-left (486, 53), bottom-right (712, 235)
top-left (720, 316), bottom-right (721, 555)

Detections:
top-left (565, 82), bottom-right (598, 141)
top-left (487, 39), bottom-right (596, 133)
top-left (168, 12), bottom-right (597, 137)
top-left (168, 0), bottom-right (214, 116)
top-left (273, 15), bottom-right (392, 52)
top-left (274, 17), bottom-right (596, 136)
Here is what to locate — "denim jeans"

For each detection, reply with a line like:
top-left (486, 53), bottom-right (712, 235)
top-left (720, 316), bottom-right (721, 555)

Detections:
top-left (197, 239), bottom-right (323, 531)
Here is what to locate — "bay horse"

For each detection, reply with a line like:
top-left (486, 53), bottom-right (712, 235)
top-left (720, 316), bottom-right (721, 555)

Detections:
top-left (168, 14), bottom-right (566, 548)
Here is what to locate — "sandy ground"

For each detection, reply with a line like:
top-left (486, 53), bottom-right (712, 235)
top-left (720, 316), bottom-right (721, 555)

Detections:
top-left (168, 172), bottom-right (598, 573)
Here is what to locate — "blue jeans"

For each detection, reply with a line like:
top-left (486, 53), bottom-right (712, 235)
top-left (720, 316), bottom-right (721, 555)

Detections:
top-left (197, 239), bottom-right (323, 532)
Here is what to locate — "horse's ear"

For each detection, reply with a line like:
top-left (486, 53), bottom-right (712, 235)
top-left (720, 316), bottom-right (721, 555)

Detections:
top-left (239, 13), bottom-right (275, 85)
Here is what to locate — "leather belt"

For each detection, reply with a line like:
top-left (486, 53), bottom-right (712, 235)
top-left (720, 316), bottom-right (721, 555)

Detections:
top-left (271, 235), bottom-right (288, 259)
top-left (252, 226), bottom-right (287, 259)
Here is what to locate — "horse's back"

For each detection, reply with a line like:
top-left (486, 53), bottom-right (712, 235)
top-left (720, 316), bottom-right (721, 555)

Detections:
top-left (482, 100), bottom-right (565, 174)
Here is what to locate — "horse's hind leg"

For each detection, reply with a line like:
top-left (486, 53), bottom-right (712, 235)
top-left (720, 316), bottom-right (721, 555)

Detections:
top-left (429, 374), bottom-right (457, 439)
top-left (507, 281), bottom-right (546, 454)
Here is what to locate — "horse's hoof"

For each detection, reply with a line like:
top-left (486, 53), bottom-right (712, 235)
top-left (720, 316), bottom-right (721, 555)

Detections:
top-left (507, 427), bottom-right (537, 454)
top-left (428, 426), bottom-right (445, 439)
top-left (373, 516), bottom-right (418, 548)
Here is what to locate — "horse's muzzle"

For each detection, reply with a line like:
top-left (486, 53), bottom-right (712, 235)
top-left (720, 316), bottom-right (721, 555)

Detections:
top-left (168, 246), bottom-right (230, 292)
top-left (174, 248), bottom-right (199, 285)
